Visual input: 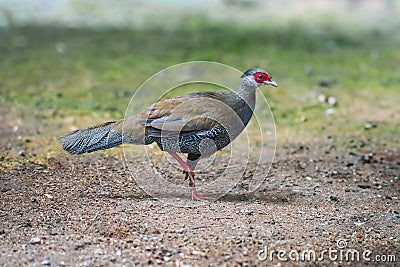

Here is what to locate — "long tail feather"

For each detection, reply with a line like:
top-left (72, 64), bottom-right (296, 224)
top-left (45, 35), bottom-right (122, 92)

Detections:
top-left (60, 121), bottom-right (134, 154)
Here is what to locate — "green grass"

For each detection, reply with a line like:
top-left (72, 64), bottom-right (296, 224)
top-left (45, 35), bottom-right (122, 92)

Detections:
top-left (0, 19), bottom-right (399, 159)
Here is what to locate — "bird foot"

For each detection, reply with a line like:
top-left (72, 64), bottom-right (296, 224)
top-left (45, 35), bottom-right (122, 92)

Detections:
top-left (184, 171), bottom-right (195, 181)
top-left (191, 188), bottom-right (211, 201)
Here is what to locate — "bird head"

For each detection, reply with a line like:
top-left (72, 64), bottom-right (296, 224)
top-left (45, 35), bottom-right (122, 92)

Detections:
top-left (241, 68), bottom-right (278, 88)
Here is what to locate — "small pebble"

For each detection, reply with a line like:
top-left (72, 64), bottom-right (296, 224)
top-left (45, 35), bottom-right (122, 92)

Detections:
top-left (364, 122), bottom-right (376, 130)
top-left (330, 196), bottom-right (339, 203)
top-left (30, 237), bottom-right (41, 244)
top-left (191, 250), bottom-right (204, 256)
top-left (354, 221), bottom-right (365, 226)
top-left (318, 80), bottom-right (332, 87)
top-left (44, 194), bottom-right (54, 200)
top-left (305, 176), bottom-right (312, 181)
top-left (41, 259), bottom-right (51, 266)
top-left (317, 94), bottom-right (326, 103)
top-left (357, 184), bottom-right (371, 189)
top-left (327, 96), bottom-right (337, 106)
top-left (360, 153), bottom-right (373, 164)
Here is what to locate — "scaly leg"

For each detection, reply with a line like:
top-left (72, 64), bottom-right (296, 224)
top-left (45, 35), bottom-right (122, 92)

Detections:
top-left (167, 152), bottom-right (209, 201)
top-left (185, 153), bottom-right (201, 184)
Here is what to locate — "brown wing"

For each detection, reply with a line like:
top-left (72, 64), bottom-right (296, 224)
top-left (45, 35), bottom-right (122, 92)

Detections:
top-left (137, 91), bottom-right (233, 132)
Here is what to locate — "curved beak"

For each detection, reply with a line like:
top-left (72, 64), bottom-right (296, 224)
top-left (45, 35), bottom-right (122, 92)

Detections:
top-left (264, 78), bottom-right (278, 87)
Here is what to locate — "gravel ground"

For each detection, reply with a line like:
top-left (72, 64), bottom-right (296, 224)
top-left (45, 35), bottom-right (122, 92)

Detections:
top-left (1, 139), bottom-right (399, 266)
top-left (0, 105), bottom-right (398, 266)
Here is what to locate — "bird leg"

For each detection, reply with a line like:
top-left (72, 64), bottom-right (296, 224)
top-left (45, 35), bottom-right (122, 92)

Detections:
top-left (185, 153), bottom-right (200, 186)
top-left (167, 152), bottom-right (209, 201)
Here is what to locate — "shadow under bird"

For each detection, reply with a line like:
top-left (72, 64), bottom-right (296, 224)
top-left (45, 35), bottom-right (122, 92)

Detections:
top-left (60, 67), bottom-right (278, 200)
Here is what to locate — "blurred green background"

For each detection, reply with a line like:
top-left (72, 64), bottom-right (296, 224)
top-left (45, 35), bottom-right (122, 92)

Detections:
top-left (0, 0), bottom-right (399, 164)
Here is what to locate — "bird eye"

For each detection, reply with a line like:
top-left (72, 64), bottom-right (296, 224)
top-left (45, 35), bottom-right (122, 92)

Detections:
top-left (253, 72), bottom-right (269, 83)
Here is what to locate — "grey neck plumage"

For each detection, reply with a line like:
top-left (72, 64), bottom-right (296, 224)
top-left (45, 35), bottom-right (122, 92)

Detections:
top-left (229, 77), bottom-right (258, 127)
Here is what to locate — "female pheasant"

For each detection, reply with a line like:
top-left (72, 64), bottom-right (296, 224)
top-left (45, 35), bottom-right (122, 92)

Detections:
top-left (60, 67), bottom-right (277, 200)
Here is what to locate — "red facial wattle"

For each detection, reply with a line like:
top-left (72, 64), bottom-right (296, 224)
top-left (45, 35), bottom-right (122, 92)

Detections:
top-left (253, 72), bottom-right (270, 84)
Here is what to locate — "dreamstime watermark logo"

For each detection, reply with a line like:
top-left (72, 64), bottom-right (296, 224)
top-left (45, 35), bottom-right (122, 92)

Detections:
top-left (122, 62), bottom-right (276, 206)
top-left (257, 239), bottom-right (397, 263)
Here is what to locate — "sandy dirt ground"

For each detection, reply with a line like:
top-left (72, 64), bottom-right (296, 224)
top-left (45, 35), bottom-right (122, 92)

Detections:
top-left (0, 110), bottom-right (399, 267)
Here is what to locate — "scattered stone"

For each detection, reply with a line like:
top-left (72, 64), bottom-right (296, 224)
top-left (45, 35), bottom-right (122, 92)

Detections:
top-left (44, 193), bottom-right (54, 200)
top-left (299, 115), bottom-right (306, 122)
top-left (192, 250), bottom-right (205, 256)
top-left (30, 237), bottom-right (41, 244)
top-left (317, 94), bottom-right (326, 103)
top-left (318, 80), bottom-right (335, 88)
top-left (161, 247), bottom-right (172, 257)
top-left (330, 196), bottom-right (339, 203)
top-left (74, 244), bottom-right (85, 250)
top-left (364, 122), bottom-right (377, 130)
top-left (327, 96), bottom-right (337, 106)
top-left (357, 184), bottom-right (371, 189)
top-left (41, 259), bottom-right (50, 266)
top-left (360, 154), bottom-right (373, 164)
top-left (93, 248), bottom-right (104, 256)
